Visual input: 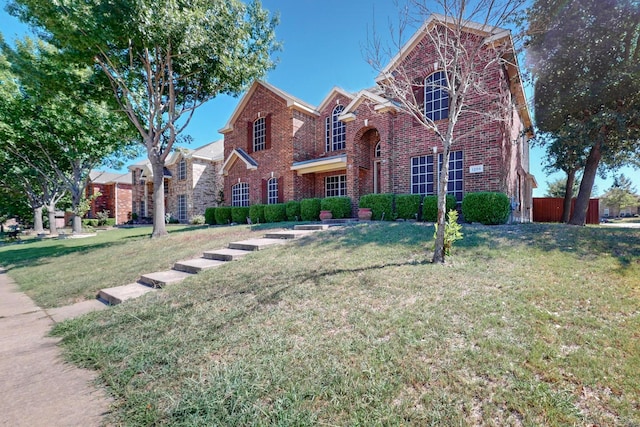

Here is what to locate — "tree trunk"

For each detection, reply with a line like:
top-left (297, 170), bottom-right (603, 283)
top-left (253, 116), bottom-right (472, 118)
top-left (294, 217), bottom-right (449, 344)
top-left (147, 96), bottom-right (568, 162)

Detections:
top-left (151, 161), bottom-right (168, 238)
top-left (47, 203), bottom-right (58, 236)
top-left (432, 147), bottom-right (450, 264)
top-left (70, 188), bottom-right (83, 234)
top-left (561, 169), bottom-right (576, 223)
top-left (569, 140), bottom-right (602, 225)
top-left (33, 206), bottom-right (44, 234)
top-left (72, 214), bottom-right (82, 233)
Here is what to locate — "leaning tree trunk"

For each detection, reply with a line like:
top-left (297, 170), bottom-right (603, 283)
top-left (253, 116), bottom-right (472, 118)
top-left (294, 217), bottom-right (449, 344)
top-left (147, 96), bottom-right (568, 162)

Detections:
top-left (151, 161), bottom-right (168, 238)
top-left (33, 206), bottom-right (44, 234)
top-left (569, 140), bottom-right (602, 226)
top-left (561, 168), bottom-right (577, 223)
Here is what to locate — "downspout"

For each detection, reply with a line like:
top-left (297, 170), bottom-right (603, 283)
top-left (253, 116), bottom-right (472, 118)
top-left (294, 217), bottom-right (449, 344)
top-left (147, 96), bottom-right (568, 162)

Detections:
top-left (114, 183), bottom-right (118, 225)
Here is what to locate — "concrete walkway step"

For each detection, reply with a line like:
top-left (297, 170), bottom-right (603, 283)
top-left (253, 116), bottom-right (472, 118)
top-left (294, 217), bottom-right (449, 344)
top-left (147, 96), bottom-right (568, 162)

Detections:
top-left (263, 229), bottom-right (317, 239)
top-left (203, 248), bottom-right (252, 261)
top-left (294, 224), bottom-right (330, 230)
top-left (139, 270), bottom-right (193, 288)
top-left (173, 258), bottom-right (227, 274)
top-left (98, 283), bottom-right (157, 305)
top-left (228, 238), bottom-right (289, 251)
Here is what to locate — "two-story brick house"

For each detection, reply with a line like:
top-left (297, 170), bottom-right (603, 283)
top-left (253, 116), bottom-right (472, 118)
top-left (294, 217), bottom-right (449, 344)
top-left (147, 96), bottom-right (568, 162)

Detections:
top-left (219, 15), bottom-right (536, 222)
top-left (129, 140), bottom-right (224, 223)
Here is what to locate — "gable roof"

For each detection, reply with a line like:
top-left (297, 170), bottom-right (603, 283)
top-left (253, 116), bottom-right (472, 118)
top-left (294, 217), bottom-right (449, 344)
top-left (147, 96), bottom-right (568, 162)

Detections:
top-left (219, 148), bottom-right (258, 176)
top-left (339, 89), bottom-right (398, 120)
top-left (190, 140), bottom-right (224, 161)
top-left (219, 81), bottom-right (318, 134)
top-left (316, 87), bottom-right (355, 113)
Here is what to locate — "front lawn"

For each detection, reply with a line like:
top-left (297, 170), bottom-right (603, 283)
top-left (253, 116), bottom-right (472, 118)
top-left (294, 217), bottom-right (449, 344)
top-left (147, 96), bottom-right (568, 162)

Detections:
top-left (34, 222), bottom-right (640, 426)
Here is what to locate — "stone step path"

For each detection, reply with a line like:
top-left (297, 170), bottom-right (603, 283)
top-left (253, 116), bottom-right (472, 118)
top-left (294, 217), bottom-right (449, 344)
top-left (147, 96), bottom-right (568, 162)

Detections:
top-left (97, 224), bottom-right (330, 306)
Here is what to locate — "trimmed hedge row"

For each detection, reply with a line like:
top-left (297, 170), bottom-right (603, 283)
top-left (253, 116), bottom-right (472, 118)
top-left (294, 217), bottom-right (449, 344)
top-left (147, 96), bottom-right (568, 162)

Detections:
top-left (204, 191), bottom-right (510, 226)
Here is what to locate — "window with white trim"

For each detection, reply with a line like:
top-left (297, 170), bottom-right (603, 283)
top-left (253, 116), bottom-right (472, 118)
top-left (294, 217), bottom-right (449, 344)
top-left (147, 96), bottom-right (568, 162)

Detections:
top-left (177, 194), bottom-right (187, 222)
top-left (325, 175), bottom-right (347, 197)
top-left (374, 141), bottom-right (381, 158)
top-left (267, 177), bottom-right (278, 204)
top-left (253, 117), bottom-right (266, 152)
top-left (326, 105), bottom-right (346, 151)
top-left (411, 155), bottom-right (435, 195)
top-left (232, 182), bottom-right (249, 207)
top-left (411, 151), bottom-right (463, 201)
top-left (178, 158), bottom-right (187, 180)
top-left (425, 71), bottom-right (449, 121)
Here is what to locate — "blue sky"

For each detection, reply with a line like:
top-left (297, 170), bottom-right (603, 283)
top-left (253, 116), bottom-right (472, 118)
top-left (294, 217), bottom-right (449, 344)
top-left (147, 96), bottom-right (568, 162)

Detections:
top-left (1, 0), bottom-right (638, 197)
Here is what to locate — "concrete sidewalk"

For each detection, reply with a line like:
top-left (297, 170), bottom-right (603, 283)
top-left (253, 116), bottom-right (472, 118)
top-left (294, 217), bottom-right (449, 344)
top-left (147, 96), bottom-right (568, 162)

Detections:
top-left (0, 269), bottom-right (111, 427)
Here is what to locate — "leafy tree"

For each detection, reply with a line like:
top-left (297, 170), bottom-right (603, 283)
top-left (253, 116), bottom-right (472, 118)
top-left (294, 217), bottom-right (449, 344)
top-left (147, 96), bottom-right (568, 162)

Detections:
top-left (367, 0), bottom-right (527, 263)
top-left (527, 0), bottom-right (640, 225)
top-left (600, 175), bottom-right (639, 216)
top-left (0, 37), bottom-right (136, 233)
top-left (8, 0), bottom-right (280, 237)
top-left (545, 177), bottom-right (580, 199)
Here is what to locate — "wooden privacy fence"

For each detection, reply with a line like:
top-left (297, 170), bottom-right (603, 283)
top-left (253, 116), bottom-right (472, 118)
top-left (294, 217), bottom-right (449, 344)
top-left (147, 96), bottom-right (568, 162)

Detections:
top-left (533, 198), bottom-right (600, 225)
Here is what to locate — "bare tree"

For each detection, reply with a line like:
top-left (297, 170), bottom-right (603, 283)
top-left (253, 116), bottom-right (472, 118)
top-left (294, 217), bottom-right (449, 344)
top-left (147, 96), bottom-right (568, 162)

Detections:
top-left (367, 0), bottom-right (528, 263)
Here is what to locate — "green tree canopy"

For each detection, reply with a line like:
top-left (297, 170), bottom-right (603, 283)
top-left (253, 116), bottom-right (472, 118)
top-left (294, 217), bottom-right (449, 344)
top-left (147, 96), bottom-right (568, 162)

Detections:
top-left (526, 0), bottom-right (640, 225)
top-left (8, 0), bottom-right (280, 237)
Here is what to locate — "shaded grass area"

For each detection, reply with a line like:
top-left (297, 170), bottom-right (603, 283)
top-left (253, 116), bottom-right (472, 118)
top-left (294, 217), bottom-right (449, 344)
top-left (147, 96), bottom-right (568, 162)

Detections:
top-left (46, 222), bottom-right (639, 425)
top-left (0, 224), bottom-right (289, 308)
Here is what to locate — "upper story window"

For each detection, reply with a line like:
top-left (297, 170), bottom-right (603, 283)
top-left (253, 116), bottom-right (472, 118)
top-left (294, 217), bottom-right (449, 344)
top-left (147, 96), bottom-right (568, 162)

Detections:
top-left (326, 105), bottom-right (346, 152)
top-left (253, 117), bottom-right (266, 152)
top-left (374, 142), bottom-right (381, 158)
top-left (424, 71), bottom-right (449, 121)
top-left (178, 158), bottom-right (187, 180)
top-left (232, 182), bottom-right (249, 207)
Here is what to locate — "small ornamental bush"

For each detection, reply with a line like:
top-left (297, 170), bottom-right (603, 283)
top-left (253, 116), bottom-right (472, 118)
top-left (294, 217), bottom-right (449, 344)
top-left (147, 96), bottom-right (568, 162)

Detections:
top-left (190, 215), bottom-right (206, 225)
top-left (434, 209), bottom-right (464, 256)
top-left (422, 195), bottom-right (458, 222)
top-left (204, 207), bottom-right (217, 225)
top-left (231, 206), bottom-right (250, 224)
top-left (396, 194), bottom-right (421, 220)
top-left (264, 203), bottom-right (287, 223)
top-left (300, 198), bottom-right (321, 221)
top-left (359, 193), bottom-right (394, 220)
top-left (105, 218), bottom-right (116, 227)
top-left (249, 204), bottom-right (266, 224)
top-left (214, 206), bottom-right (232, 225)
top-left (285, 200), bottom-right (301, 221)
top-left (320, 197), bottom-right (352, 219)
top-left (462, 192), bottom-right (511, 225)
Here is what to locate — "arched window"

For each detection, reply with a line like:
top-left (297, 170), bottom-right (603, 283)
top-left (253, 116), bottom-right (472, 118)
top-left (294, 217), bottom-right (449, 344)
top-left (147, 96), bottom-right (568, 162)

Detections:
top-left (374, 141), bottom-right (381, 158)
top-left (232, 182), bottom-right (249, 207)
top-left (326, 105), bottom-right (346, 151)
top-left (267, 177), bottom-right (278, 204)
top-left (253, 117), bottom-right (266, 152)
top-left (424, 71), bottom-right (449, 121)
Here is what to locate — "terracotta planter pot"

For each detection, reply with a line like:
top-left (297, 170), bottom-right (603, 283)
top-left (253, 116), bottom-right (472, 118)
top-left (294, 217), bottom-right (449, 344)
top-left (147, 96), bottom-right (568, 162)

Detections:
top-left (358, 208), bottom-right (373, 221)
top-left (319, 210), bottom-right (333, 220)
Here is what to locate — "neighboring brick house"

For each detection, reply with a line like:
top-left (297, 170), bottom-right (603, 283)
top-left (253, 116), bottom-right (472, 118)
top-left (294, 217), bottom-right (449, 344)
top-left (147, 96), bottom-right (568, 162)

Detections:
top-left (220, 14), bottom-right (536, 222)
top-left (128, 140), bottom-right (224, 223)
top-left (86, 171), bottom-right (132, 225)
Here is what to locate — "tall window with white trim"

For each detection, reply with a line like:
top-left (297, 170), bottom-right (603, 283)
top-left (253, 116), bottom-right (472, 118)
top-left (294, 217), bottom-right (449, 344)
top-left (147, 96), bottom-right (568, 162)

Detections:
top-left (425, 71), bottom-right (449, 121)
top-left (253, 117), bottom-right (266, 152)
top-left (232, 182), bottom-right (249, 207)
top-left (267, 177), bottom-right (278, 204)
top-left (326, 105), bottom-right (346, 151)
top-left (177, 194), bottom-right (187, 222)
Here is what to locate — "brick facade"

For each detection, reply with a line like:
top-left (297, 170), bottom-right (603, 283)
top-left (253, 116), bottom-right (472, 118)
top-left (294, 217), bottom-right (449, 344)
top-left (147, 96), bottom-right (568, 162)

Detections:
top-left (220, 15), bottom-right (535, 222)
top-left (86, 172), bottom-right (133, 225)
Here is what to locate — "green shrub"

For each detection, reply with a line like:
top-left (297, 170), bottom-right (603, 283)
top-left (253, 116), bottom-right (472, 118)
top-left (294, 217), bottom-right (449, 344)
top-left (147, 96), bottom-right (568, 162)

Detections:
top-left (422, 195), bottom-right (457, 222)
top-left (462, 192), bottom-right (511, 225)
top-left (190, 215), bottom-right (206, 225)
top-left (320, 196), bottom-right (352, 219)
top-left (105, 218), bottom-right (116, 227)
top-left (396, 194), bottom-right (421, 220)
top-left (214, 206), bottom-right (232, 225)
top-left (263, 203), bottom-right (286, 223)
top-left (231, 206), bottom-right (250, 224)
top-left (359, 193), bottom-right (394, 220)
top-left (82, 219), bottom-right (98, 227)
top-left (204, 207), bottom-right (217, 225)
top-left (249, 204), bottom-right (266, 224)
top-left (285, 200), bottom-right (301, 221)
top-left (300, 198), bottom-right (321, 221)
